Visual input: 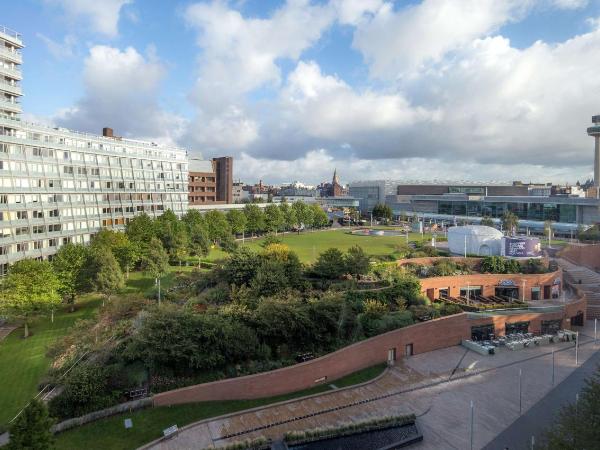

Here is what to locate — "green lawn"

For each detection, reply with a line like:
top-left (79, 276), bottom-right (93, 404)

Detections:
top-left (54, 364), bottom-right (386, 450)
top-left (123, 265), bottom-right (196, 297)
top-left (0, 267), bottom-right (182, 429)
top-left (0, 295), bottom-right (102, 427)
top-left (205, 229), bottom-right (433, 264)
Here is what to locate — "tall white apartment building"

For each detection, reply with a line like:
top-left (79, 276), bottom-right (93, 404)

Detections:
top-left (0, 27), bottom-right (188, 273)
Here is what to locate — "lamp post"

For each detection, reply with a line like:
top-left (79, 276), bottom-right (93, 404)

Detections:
top-left (469, 400), bottom-right (474, 450)
top-left (518, 368), bottom-right (523, 416)
top-left (522, 280), bottom-right (526, 302)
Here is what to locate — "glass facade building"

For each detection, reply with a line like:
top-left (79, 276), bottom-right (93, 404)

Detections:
top-left (0, 27), bottom-right (188, 273)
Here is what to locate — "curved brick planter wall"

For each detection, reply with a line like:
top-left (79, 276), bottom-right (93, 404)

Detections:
top-left (395, 257), bottom-right (561, 301)
top-left (153, 295), bottom-right (586, 407)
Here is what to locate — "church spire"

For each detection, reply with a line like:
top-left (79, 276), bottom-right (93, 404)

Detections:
top-left (333, 168), bottom-right (340, 185)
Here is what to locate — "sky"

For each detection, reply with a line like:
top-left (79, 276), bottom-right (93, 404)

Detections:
top-left (4, 0), bottom-right (600, 185)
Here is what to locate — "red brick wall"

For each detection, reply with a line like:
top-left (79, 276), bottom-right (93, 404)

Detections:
top-left (152, 299), bottom-right (584, 407)
top-left (559, 244), bottom-right (600, 272)
top-left (418, 270), bottom-right (562, 301)
top-left (153, 314), bottom-right (471, 406)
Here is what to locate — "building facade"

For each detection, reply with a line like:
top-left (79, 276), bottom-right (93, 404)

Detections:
top-left (0, 27), bottom-right (189, 273)
top-left (188, 157), bottom-right (233, 205)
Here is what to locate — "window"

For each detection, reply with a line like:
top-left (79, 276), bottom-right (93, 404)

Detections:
top-left (16, 243), bottom-right (28, 252)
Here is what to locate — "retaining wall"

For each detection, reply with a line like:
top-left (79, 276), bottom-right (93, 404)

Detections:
top-left (153, 298), bottom-right (585, 407)
top-left (559, 244), bottom-right (600, 272)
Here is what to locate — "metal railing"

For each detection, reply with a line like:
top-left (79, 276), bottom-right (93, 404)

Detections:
top-left (0, 26), bottom-right (22, 42)
top-left (0, 46), bottom-right (22, 61)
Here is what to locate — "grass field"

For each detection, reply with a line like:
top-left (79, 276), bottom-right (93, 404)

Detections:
top-left (0, 265), bottom-right (189, 429)
top-left (54, 364), bottom-right (386, 450)
top-left (204, 229), bottom-right (434, 264)
top-left (0, 295), bottom-right (102, 427)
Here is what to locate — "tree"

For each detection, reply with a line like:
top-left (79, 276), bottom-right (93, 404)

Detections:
top-left (264, 203), bottom-right (284, 234)
top-left (279, 202), bottom-right (297, 231)
top-left (313, 248), bottom-right (347, 279)
top-left (7, 399), bottom-right (54, 450)
top-left (183, 210), bottom-right (211, 264)
top-left (90, 248), bottom-right (124, 306)
top-left (311, 204), bottom-right (330, 229)
top-left (542, 368), bottom-right (600, 449)
top-left (0, 259), bottom-right (61, 338)
top-left (501, 211), bottom-right (519, 236)
top-left (222, 247), bottom-right (261, 286)
top-left (205, 210), bottom-right (232, 245)
top-left (227, 209), bottom-right (248, 236)
top-left (52, 243), bottom-right (90, 312)
top-left (372, 203), bottom-right (393, 221)
top-left (244, 203), bottom-right (265, 236)
top-left (169, 222), bottom-right (190, 266)
top-left (292, 201), bottom-right (313, 229)
top-left (345, 245), bottom-right (370, 277)
top-left (125, 213), bottom-right (156, 245)
top-left (113, 239), bottom-right (140, 279)
top-left (139, 237), bottom-right (169, 303)
top-left (480, 216), bottom-right (494, 227)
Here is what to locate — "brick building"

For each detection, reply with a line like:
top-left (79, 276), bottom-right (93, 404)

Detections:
top-left (188, 157), bottom-right (233, 205)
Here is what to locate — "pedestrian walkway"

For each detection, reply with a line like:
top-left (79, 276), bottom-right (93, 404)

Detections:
top-left (483, 336), bottom-right (600, 450)
top-left (141, 322), bottom-right (598, 450)
top-left (557, 258), bottom-right (600, 318)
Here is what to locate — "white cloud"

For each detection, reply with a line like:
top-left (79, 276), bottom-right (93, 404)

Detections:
top-left (36, 33), bottom-right (77, 59)
top-left (551, 0), bottom-right (588, 9)
top-left (46, 0), bottom-right (132, 38)
top-left (229, 149), bottom-right (586, 185)
top-left (56, 45), bottom-right (185, 145)
top-left (332, 0), bottom-right (384, 25)
top-left (352, 0), bottom-right (532, 79)
top-left (184, 0), bottom-right (336, 112)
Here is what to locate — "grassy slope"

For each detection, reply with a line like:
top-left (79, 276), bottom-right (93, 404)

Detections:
top-left (54, 364), bottom-right (386, 450)
top-left (0, 295), bottom-right (102, 426)
top-left (0, 266), bottom-right (186, 428)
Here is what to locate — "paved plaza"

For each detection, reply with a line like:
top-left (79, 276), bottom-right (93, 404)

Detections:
top-left (142, 321), bottom-right (599, 450)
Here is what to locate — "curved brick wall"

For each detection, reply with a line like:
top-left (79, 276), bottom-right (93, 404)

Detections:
top-left (153, 295), bottom-right (585, 407)
top-left (559, 244), bottom-right (600, 272)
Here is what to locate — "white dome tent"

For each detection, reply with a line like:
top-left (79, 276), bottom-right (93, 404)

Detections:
top-left (447, 225), bottom-right (503, 256)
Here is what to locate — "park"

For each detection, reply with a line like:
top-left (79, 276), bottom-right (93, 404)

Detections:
top-left (0, 205), bottom-right (597, 450)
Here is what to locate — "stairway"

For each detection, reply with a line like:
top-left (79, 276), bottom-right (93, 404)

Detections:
top-left (557, 258), bottom-right (600, 319)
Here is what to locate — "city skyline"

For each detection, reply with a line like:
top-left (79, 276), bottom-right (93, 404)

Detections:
top-left (3, 0), bottom-right (600, 184)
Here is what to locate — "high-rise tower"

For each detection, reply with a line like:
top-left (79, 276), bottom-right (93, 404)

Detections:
top-left (0, 26), bottom-right (22, 120)
top-left (587, 115), bottom-right (600, 186)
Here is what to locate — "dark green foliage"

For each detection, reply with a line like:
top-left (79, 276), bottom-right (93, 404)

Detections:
top-left (244, 204), bottom-right (266, 235)
top-left (345, 245), bottom-right (370, 276)
top-left (223, 248), bottom-right (261, 286)
top-left (254, 298), bottom-right (314, 354)
top-left (359, 310), bottom-right (413, 337)
top-left (124, 309), bottom-right (260, 374)
top-left (372, 203), bottom-right (393, 221)
top-left (125, 213), bottom-right (156, 245)
top-left (260, 234), bottom-right (283, 248)
top-left (313, 248), bottom-right (347, 279)
top-left (523, 258), bottom-right (548, 274)
top-left (89, 247), bottom-right (125, 302)
top-left (542, 368), bottom-right (600, 449)
top-left (48, 364), bottom-right (121, 420)
top-left (480, 256), bottom-right (521, 274)
top-left (578, 225), bottom-right (600, 242)
top-left (51, 243), bottom-right (90, 308)
top-left (8, 399), bottom-right (54, 450)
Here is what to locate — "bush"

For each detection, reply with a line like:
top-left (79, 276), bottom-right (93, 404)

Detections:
top-left (49, 364), bottom-right (121, 419)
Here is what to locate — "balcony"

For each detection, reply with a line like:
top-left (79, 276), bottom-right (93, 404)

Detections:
top-left (0, 27), bottom-right (23, 47)
top-left (0, 98), bottom-right (21, 113)
top-left (0, 80), bottom-right (21, 96)
top-left (0, 64), bottom-right (21, 80)
top-left (0, 47), bottom-right (21, 64)
top-left (587, 126), bottom-right (600, 136)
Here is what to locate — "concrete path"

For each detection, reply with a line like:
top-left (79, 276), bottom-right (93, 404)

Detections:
top-left (483, 336), bottom-right (600, 450)
top-left (142, 322), bottom-right (599, 450)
